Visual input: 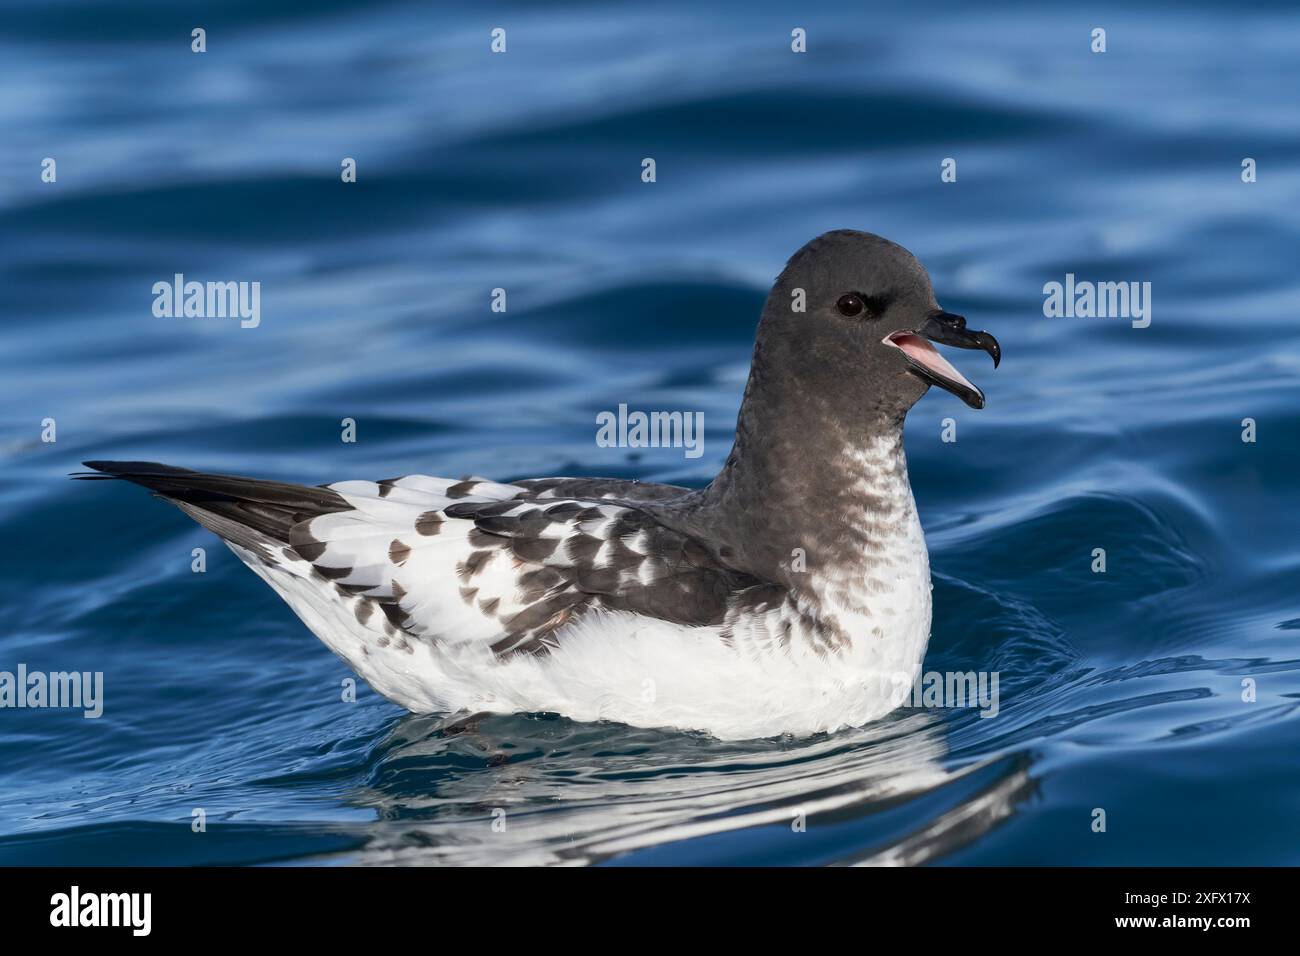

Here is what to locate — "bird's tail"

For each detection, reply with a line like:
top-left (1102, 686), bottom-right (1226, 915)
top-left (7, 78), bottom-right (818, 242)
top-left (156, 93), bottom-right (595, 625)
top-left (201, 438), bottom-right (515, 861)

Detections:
top-left (73, 460), bottom-right (351, 559)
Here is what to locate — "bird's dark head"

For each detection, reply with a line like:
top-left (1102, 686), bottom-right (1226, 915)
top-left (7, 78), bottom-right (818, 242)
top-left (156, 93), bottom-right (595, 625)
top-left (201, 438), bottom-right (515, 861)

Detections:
top-left (759, 229), bottom-right (1000, 413)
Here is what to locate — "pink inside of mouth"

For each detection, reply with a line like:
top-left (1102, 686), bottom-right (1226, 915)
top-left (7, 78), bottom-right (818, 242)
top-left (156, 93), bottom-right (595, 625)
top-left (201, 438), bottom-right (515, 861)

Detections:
top-left (887, 333), bottom-right (976, 391)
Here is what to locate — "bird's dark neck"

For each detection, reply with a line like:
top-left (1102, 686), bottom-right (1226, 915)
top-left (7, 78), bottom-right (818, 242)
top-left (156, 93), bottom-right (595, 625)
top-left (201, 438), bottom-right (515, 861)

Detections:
top-left (668, 339), bottom-right (918, 586)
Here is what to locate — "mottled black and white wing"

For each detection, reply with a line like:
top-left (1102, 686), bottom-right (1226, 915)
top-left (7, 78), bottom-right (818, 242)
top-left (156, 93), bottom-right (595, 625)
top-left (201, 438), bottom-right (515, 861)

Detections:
top-left (291, 475), bottom-right (758, 656)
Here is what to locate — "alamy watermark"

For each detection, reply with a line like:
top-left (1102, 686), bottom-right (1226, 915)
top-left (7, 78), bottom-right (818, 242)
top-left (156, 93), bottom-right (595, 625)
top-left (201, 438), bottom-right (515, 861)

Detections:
top-left (152, 274), bottom-right (260, 328)
top-left (0, 664), bottom-right (103, 718)
top-left (50, 886), bottom-right (150, 936)
top-left (902, 669), bottom-right (1000, 718)
top-left (1043, 274), bottom-right (1151, 328)
top-left (596, 403), bottom-right (704, 459)
top-left (865, 669), bottom-right (1001, 718)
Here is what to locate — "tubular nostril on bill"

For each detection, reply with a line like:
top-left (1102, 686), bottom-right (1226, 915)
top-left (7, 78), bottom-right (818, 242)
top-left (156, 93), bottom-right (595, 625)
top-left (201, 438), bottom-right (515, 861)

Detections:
top-left (935, 311), bottom-right (966, 330)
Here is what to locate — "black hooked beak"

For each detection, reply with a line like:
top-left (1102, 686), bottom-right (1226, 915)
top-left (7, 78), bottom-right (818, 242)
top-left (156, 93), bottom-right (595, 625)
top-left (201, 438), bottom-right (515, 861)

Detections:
top-left (885, 310), bottom-right (1001, 410)
top-left (919, 311), bottom-right (1001, 368)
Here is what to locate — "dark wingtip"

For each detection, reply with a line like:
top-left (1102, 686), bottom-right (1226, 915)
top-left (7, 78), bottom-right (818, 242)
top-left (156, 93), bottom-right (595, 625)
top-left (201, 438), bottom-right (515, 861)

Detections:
top-left (82, 460), bottom-right (184, 472)
top-left (72, 460), bottom-right (197, 482)
top-left (71, 463), bottom-right (117, 481)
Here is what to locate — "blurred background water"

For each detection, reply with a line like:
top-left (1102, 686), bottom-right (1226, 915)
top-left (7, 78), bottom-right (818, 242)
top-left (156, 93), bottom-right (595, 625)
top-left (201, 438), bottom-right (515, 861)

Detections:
top-left (1, 0), bottom-right (1298, 865)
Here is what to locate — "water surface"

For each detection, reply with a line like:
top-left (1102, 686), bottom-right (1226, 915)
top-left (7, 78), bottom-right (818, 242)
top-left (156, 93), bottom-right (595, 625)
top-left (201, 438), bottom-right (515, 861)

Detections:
top-left (1, 0), bottom-right (1298, 865)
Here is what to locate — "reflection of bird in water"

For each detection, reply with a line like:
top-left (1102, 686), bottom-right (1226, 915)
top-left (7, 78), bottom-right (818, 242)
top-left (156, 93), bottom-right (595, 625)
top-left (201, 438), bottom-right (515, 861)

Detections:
top-left (332, 709), bottom-right (1034, 867)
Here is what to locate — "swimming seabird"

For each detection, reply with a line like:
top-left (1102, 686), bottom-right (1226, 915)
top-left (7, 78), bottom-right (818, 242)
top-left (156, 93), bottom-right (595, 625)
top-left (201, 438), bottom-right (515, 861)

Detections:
top-left (78, 230), bottom-right (1000, 740)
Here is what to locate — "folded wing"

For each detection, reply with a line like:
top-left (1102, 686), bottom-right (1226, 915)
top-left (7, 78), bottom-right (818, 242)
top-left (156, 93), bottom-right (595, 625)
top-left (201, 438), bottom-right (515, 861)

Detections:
top-left (292, 475), bottom-right (758, 656)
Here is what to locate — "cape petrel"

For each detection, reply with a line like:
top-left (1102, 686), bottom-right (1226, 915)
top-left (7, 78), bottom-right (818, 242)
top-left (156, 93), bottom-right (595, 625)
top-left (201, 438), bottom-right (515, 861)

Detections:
top-left (79, 230), bottom-right (1000, 740)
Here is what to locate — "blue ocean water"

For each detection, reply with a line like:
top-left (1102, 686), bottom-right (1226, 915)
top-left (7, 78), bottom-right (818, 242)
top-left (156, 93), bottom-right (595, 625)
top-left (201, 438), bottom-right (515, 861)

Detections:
top-left (2, 0), bottom-right (1298, 866)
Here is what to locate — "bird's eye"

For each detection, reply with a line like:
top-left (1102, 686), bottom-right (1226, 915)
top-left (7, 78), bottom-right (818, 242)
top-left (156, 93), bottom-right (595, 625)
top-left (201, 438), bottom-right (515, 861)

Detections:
top-left (837, 293), bottom-right (865, 317)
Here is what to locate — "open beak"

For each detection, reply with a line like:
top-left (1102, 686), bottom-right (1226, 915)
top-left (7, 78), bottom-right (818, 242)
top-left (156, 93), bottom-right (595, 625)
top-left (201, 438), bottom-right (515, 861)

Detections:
top-left (884, 311), bottom-right (1001, 409)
